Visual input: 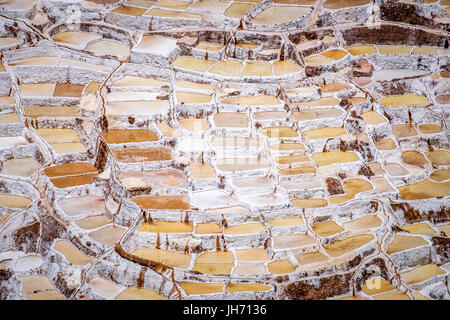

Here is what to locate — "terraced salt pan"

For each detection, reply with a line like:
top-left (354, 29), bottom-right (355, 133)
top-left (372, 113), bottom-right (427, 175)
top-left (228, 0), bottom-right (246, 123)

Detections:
top-left (54, 240), bottom-right (93, 265)
top-left (0, 194), bottom-right (32, 208)
top-left (386, 234), bottom-right (428, 254)
top-left (398, 180), bottom-right (450, 200)
top-left (14, 255), bottom-right (43, 272)
top-left (85, 40), bottom-right (131, 59)
top-left (1, 158), bottom-right (40, 177)
top-left (88, 277), bottom-right (124, 300)
top-left (379, 94), bottom-right (430, 107)
top-left (324, 234), bottom-right (374, 257)
top-left (401, 264), bottom-right (446, 284)
top-left (19, 275), bottom-right (65, 300)
top-left (115, 287), bottom-right (166, 300)
top-left (88, 226), bottom-right (126, 246)
top-left (131, 248), bottom-right (191, 269)
top-left (224, 3), bottom-right (255, 19)
top-left (371, 69), bottom-right (428, 81)
top-left (251, 5), bottom-right (310, 25)
top-left (53, 32), bottom-right (100, 47)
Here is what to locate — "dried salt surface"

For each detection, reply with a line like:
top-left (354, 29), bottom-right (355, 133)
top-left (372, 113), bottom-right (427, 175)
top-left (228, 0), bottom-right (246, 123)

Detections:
top-left (0, 0), bottom-right (449, 302)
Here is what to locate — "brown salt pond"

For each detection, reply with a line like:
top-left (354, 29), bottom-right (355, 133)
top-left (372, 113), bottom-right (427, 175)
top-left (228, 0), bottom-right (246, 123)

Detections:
top-left (75, 215), bottom-right (111, 229)
top-left (303, 127), bottom-right (346, 139)
top-left (44, 163), bottom-right (98, 188)
top-left (19, 275), bottom-right (65, 300)
top-left (88, 225), bottom-right (126, 247)
top-left (342, 215), bottom-right (382, 231)
top-left (251, 5), bottom-right (310, 25)
top-left (295, 251), bottom-right (328, 265)
top-left (291, 198), bottom-right (327, 208)
top-left (178, 282), bottom-right (223, 295)
top-left (425, 150), bottom-right (450, 166)
top-left (430, 169), bottom-right (450, 182)
top-left (324, 234), bottom-right (374, 257)
top-left (273, 233), bottom-right (317, 250)
top-left (115, 287), bottom-right (167, 300)
top-left (361, 111), bottom-right (386, 125)
top-left (0, 194), bottom-right (32, 208)
top-left (171, 56), bottom-right (216, 73)
top-left (54, 240), bottom-right (93, 265)
top-left (214, 112), bottom-right (248, 127)
top-left (312, 221), bottom-right (344, 236)
top-left (402, 151), bottom-right (428, 167)
top-left (379, 94), bottom-right (430, 107)
top-left (330, 179), bottom-right (373, 204)
top-left (374, 139), bottom-right (397, 150)
top-left (267, 260), bottom-right (294, 274)
top-left (101, 129), bottom-right (158, 144)
top-left (131, 248), bottom-right (191, 269)
top-left (392, 124), bottom-right (418, 138)
top-left (132, 195), bottom-right (190, 210)
top-left (112, 147), bottom-right (172, 163)
top-left (386, 234), bottom-right (428, 254)
top-left (401, 264), bottom-right (445, 285)
top-left (402, 223), bottom-right (436, 235)
top-left (139, 221), bottom-right (193, 233)
top-left (312, 150), bottom-right (359, 166)
top-left (324, 0), bottom-right (370, 9)
top-left (398, 180), bottom-right (450, 200)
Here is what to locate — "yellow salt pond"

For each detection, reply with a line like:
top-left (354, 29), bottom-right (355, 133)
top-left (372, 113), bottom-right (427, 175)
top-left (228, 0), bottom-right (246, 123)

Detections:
top-left (209, 60), bottom-right (243, 77)
top-left (303, 127), bottom-right (346, 139)
top-left (379, 93), bottom-right (430, 107)
top-left (267, 260), bottom-right (295, 274)
top-left (145, 8), bottom-right (200, 19)
top-left (139, 221), bottom-right (193, 233)
top-left (0, 112), bottom-right (20, 123)
top-left (437, 224), bottom-right (450, 235)
top-left (54, 240), bottom-right (92, 265)
top-left (115, 287), bottom-right (167, 300)
top-left (111, 5), bottom-right (148, 16)
top-left (267, 217), bottom-right (304, 227)
top-left (412, 46), bottom-right (438, 55)
top-left (362, 277), bottom-right (395, 295)
top-left (430, 169), bottom-right (450, 182)
top-left (374, 139), bottom-right (397, 150)
top-left (224, 3), bottom-right (255, 19)
top-left (225, 283), bottom-right (271, 293)
top-left (171, 56), bottom-right (216, 72)
top-left (131, 248), bottom-right (191, 269)
top-left (398, 180), bottom-right (450, 200)
top-left (312, 221), bottom-right (344, 236)
top-left (295, 251), bottom-right (328, 265)
top-left (322, 49), bottom-right (348, 61)
top-left (279, 166), bottom-right (316, 176)
top-left (190, 163), bottom-right (216, 180)
top-left (361, 111), bottom-right (386, 125)
top-left (324, 234), bottom-right (374, 257)
top-left (291, 198), bottom-right (327, 208)
top-left (0, 194), bottom-right (32, 208)
top-left (195, 223), bottom-right (221, 234)
top-left (273, 60), bottom-right (301, 75)
top-left (235, 248), bottom-right (269, 261)
top-left (312, 150), bottom-right (359, 166)
top-left (178, 282), bottom-right (223, 295)
top-left (330, 179), bottom-right (372, 204)
top-left (305, 55), bottom-right (334, 66)
top-left (386, 235), bottom-right (428, 254)
top-left (320, 82), bottom-right (350, 93)
top-left (419, 124), bottom-right (442, 134)
top-left (242, 61), bottom-right (273, 77)
top-left (251, 5), bottom-right (310, 25)
top-left (377, 45), bottom-right (413, 55)
top-left (261, 126), bottom-right (298, 138)
top-left (345, 45), bottom-right (377, 55)
top-left (401, 264), bottom-right (445, 285)
top-left (425, 150), bottom-right (450, 166)
top-left (372, 290), bottom-right (411, 300)
top-left (402, 223), bottom-right (436, 235)
top-left (195, 42), bottom-right (224, 52)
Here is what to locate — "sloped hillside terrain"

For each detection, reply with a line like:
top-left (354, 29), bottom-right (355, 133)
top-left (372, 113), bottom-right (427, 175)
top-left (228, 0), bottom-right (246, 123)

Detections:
top-left (0, 0), bottom-right (449, 300)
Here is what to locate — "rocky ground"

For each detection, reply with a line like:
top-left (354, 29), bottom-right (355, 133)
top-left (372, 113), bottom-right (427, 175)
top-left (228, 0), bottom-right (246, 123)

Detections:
top-left (0, 0), bottom-right (449, 300)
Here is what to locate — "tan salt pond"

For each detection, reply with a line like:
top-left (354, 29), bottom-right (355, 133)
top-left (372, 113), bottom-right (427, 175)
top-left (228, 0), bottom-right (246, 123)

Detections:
top-left (402, 151), bottom-right (428, 167)
top-left (345, 45), bottom-right (377, 55)
top-left (234, 262), bottom-right (267, 275)
top-left (261, 126), bottom-right (298, 138)
top-left (24, 106), bottom-right (78, 118)
top-left (19, 275), bottom-right (65, 300)
top-left (0, 37), bottom-right (19, 47)
top-left (176, 91), bottom-right (212, 104)
top-left (398, 180), bottom-right (450, 200)
top-left (195, 223), bottom-right (221, 234)
top-left (267, 217), bottom-right (304, 227)
top-left (57, 196), bottom-right (104, 218)
top-left (320, 82), bottom-right (350, 93)
top-left (175, 80), bottom-right (214, 91)
top-left (295, 251), bottom-right (328, 265)
top-left (224, 3), bottom-right (255, 18)
top-left (19, 83), bottom-right (55, 97)
top-left (88, 226), bottom-right (126, 247)
top-left (401, 264), bottom-right (445, 285)
top-left (75, 215), bottom-right (111, 229)
top-left (178, 118), bottom-right (209, 131)
top-left (193, 262), bottom-right (234, 275)
top-left (425, 150), bottom-right (450, 166)
top-left (115, 287), bottom-right (166, 300)
top-left (374, 139), bottom-right (397, 150)
top-left (267, 260), bottom-right (294, 274)
top-left (221, 95), bottom-right (280, 105)
top-left (361, 111), bottom-right (386, 125)
top-left (178, 282), bottom-right (223, 295)
top-left (330, 179), bottom-right (372, 204)
top-left (312, 221), bottom-right (344, 236)
top-left (392, 124), bottom-right (418, 138)
top-left (85, 40), bottom-right (130, 58)
top-left (322, 49), bottom-right (348, 61)
top-left (377, 45), bottom-right (413, 55)
top-left (343, 215), bottom-right (381, 231)
top-left (53, 31), bottom-right (100, 46)
top-left (386, 235), bottom-right (428, 254)
top-left (214, 112), bottom-right (248, 127)
top-left (171, 56), bottom-right (216, 72)
top-left (0, 194), bottom-right (32, 208)
top-left (0, 112), bottom-right (20, 123)
top-left (251, 5), bottom-right (309, 25)
top-left (101, 129), bottom-right (158, 144)
top-left (430, 169), bottom-right (450, 182)
top-left (242, 61), bottom-right (273, 77)
top-left (111, 5), bottom-right (148, 16)
top-left (324, 0), bottom-right (370, 9)
top-left (131, 248), bottom-right (191, 269)
top-left (303, 127), bottom-right (346, 139)
top-left (145, 8), bottom-right (200, 19)
top-left (139, 221), bottom-right (193, 233)
top-left (271, 142), bottom-right (304, 151)
top-left (291, 198), bottom-right (327, 208)
top-left (273, 233), bottom-right (317, 249)
top-left (1, 158), bottom-right (40, 177)
top-left (293, 108), bottom-right (343, 121)
top-left (132, 195), bottom-right (190, 210)
top-left (436, 94), bottom-right (450, 104)
top-left (155, 124), bottom-right (179, 137)
top-left (305, 55), bottom-right (334, 66)
top-left (294, 97), bottom-right (340, 107)
top-left (273, 60), bottom-right (301, 75)
top-left (275, 155), bottom-right (309, 165)
top-left (312, 150), bottom-right (359, 166)
top-left (112, 75), bottom-right (168, 88)
top-left (54, 240), bottom-right (92, 265)
top-left (155, 0), bottom-right (191, 10)
top-left (235, 249), bottom-right (269, 261)
top-left (279, 164), bottom-right (314, 175)
top-left (437, 224), bottom-right (450, 235)
top-left (402, 223), bottom-right (436, 235)
top-left (195, 42), bottom-right (224, 52)
top-left (112, 147), bottom-right (172, 163)
top-left (418, 124), bottom-right (443, 134)
top-left (373, 290), bottom-right (410, 300)
top-left (324, 234), bottom-right (374, 257)
top-left (379, 94), bottom-right (430, 107)
top-left (209, 60), bottom-right (244, 77)
top-left (224, 223), bottom-right (267, 235)
top-left (225, 283), bottom-right (271, 293)
top-left (189, 163), bottom-right (216, 180)
top-left (36, 128), bottom-right (81, 144)
top-left (88, 277), bottom-right (123, 299)
top-left (362, 277), bottom-right (395, 295)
